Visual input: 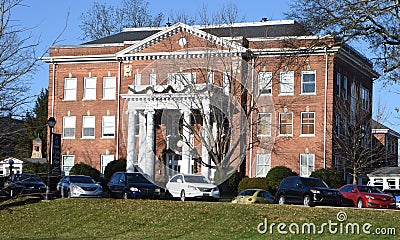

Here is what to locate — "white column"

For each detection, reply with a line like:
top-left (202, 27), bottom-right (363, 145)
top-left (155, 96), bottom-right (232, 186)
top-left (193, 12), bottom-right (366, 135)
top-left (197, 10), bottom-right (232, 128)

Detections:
top-left (181, 110), bottom-right (191, 174)
top-left (138, 111), bottom-right (146, 173)
top-left (145, 109), bottom-right (155, 178)
top-left (201, 107), bottom-right (211, 178)
top-left (126, 109), bottom-right (136, 173)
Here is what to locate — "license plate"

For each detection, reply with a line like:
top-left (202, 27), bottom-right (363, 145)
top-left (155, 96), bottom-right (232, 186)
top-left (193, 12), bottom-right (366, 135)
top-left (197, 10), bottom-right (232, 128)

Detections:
top-left (203, 193), bottom-right (209, 196)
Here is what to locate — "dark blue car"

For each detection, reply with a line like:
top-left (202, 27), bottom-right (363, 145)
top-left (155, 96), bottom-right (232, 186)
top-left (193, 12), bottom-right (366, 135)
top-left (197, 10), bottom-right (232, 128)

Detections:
top-left (107, 172), bottom-right (161, 199)
top-left (4, 173), bottom-right (46, 198)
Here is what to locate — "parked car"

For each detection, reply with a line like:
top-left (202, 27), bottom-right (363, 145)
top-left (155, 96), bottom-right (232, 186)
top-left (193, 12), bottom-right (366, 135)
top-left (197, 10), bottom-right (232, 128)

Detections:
top-left (275, 176), bottom-right (342, 207)
top-left (338, 184), bottom-right (396, 209)
top-left (231, 189), bottom-right (274, 204)
top-left (382, 189), bottom-right (400, 209)
top-left (107, 172), bottom-right (161, 199)
top-left (56, 175), bottom-right (103, 198)
top-left (4, 173), bottom-right (46, 198)
top-left (165, 173), bottom-right (220, 201)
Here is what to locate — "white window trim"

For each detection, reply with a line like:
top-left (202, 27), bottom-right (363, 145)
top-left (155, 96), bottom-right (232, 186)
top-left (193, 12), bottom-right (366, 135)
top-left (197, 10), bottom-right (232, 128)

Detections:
top-left (149, 73), bottom-right (157, 85)
top-left (257, 113), bottom-right (272, 137)
top-left (83, 77), bottom-right (97, 100)
top-left (300, 154), bottom-right (315, 177)
top-left (300, 71), bottom-right (316, 95)
top-left (134, 73), bottom-right (141, 86)
top-left (64, 78), bottom-right (77, 101)
top-left (343, 75), bottom-right (348, 100)
top-left (336, 72), bottom-right (341, 97)
top-left (256, 154), bottom-right (271, 177)
top-left (102, 116), bottom-right (115, 138)
top-left (300, 112), bottom-right (315, 137)
top-left (258, 71), bottom-right (272, 95)
top-left (62, 155), bottom-right (75, 176)
top-left (207, 71), bottom-right (214, 85)
top-left (101, 155), bottom-right (114, 175)
top-left (278, 112), bottom-right (293, 137)
top-left (279, 71), bottom-right (294, 96)
top-left (62, 116), bottom-right (76, 139)
top-left (82, 116), bottom-right (95, 139)
top-left (102, 77), bottom-right (116, 100)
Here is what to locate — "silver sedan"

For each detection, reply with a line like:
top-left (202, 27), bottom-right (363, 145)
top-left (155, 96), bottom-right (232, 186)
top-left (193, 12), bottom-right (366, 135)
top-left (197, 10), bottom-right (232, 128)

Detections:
top-left (56, 175), bottom-right (103, 198)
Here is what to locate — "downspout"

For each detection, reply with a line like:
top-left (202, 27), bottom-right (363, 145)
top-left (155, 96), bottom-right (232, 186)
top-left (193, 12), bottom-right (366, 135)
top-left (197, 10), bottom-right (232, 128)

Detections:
top-left (323, 47), bottom-right (328, 168)
top-left (249, 57), bottom-right (255, 177)
top-left (116, 59), bottom-right (122, 160)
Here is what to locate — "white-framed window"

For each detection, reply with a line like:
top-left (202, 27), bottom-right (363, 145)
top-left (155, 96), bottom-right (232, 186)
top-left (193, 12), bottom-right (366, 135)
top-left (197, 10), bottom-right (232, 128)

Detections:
top-left (134, 73), bottom-right (141, 86)
top-left (63, 116), bottom-right (76, 139)
top-left (82, 116), bottom-right (95, 138)
top-left (336, 114), bottom-right (341, 137)
top-left (300, 112), bottom-right (315, 136)
top-left (62, 155), bottom-right (75, 176)
top-left (343, 75), bottom-right (348, 100)
top-left (336, 72), bottom-right (341, 97)
top-left (223, 72), bottom-right (230, 95)
top-left (256, 154), bottom-right (271, 177)
top-left (257, 113), bottom-right (272, 137)
top-left (149, 73), bottom-right (157, 85)
top-left (103, 77), bottom-right (116, 100)
top-left (102, 116), bottom-right (115, 138)
top-left (167, 72), bottom-right (195, 90)
top-left (279, 112), bottom-right (293, 136)
top-left (300, 154), bottom-right (315, 177)
top-left (101, 155), bottom-right (114, 175)
top-left (279, 71), bottom-right (294, 95)
top-left (207, 71), bottom-right (214, 84)
top-left (84, 77), bottom-right (97, 100)
top-left (301, 71), bottom-right (316, 94)
top-left (258, 72), bottom-right (272, 95)
top-left (64, 78), bottom-right (77, 101)
top-left (360, 87), bottom-right (370, 110)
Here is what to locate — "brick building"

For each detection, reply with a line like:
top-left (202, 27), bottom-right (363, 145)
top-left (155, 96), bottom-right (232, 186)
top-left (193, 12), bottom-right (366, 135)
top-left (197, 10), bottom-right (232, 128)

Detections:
top-left (42, 20), bottom-right (378, 184)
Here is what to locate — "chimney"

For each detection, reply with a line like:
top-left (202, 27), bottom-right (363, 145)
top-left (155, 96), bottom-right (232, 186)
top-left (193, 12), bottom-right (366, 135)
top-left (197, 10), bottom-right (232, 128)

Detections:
top-left (261, 17), bottom-right (268, 22)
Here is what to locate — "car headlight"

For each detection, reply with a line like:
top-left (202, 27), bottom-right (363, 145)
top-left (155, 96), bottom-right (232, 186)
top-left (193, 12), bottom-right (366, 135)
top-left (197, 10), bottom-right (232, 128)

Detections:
top-left (129, 187), bottom-right (139, 192)
top-left (310, 189), bottom-right (320, 194)
top-left (188, 185), bottom-right (199, 191)
top-left (365, 195), bottom-right (375, 199)
top-left (213, 187), bottom-right (219, 191)
top-left (155, 188), bottom-right (160, 193)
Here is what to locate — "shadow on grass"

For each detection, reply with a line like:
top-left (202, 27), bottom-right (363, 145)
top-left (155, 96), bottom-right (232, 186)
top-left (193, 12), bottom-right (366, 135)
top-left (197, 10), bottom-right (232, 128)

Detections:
top-left (0, 195), bottom-right (44, 213)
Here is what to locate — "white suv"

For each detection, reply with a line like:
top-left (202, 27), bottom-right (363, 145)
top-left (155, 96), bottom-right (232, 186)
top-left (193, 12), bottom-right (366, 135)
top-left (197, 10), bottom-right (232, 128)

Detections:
top-left (165, 174), bottom-right (220, 201)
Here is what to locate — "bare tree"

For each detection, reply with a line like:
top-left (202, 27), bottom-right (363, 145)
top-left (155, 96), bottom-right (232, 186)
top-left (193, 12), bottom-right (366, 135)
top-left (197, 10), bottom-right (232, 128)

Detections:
top-left (80, 0), bottom-right (164, 41)
top-left (286, 0), bottom-right (400, 82)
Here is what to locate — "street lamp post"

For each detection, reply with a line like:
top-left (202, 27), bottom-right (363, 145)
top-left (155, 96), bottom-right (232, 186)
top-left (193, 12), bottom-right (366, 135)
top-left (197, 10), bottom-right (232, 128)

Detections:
top-left (8, 159), bottom-right (14, 176)
top-left (46, 117), bottom-right (56, 200)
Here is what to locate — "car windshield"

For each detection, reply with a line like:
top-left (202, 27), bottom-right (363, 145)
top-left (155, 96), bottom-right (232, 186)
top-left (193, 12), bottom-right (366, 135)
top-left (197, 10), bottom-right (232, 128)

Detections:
top-left (385, 190), bottom-right (400, 196)
top-left (14, 175), bottom-right (42, 182)
top-left (301, 178), bottom-right (329, 188)
top-left (126, 173), bottom-right (152, 184)
top-left (70, 176), bottom-right (95, 184)
top-left (358, 186), bottom-right (383, 194)
top-left (184, 175), bottom-right (210, 184)
top-left (239, 190), bottom-right (257, 196)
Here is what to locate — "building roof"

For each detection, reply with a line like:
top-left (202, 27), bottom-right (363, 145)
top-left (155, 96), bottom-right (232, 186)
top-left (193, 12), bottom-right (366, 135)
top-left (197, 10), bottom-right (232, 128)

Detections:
top-left (84, 20), bottom-right (311, 45)
top-left (372, 120), bottom-right (400, 139)
top-left (367, 167), bottom-right (400, 177)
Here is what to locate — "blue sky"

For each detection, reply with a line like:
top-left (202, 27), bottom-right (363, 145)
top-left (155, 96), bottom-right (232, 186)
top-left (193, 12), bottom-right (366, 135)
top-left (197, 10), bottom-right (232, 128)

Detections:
top-left (12, 0), bottom-right (399, 132)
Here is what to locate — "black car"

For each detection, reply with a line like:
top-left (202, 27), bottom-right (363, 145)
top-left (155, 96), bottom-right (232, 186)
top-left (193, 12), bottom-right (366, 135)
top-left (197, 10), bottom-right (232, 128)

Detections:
top-left (275, 176), bottom-right (342, 207)
top-left (107, 172), bottom-right (161, 199)
top-left (4, 173), bottom-right (47, 198)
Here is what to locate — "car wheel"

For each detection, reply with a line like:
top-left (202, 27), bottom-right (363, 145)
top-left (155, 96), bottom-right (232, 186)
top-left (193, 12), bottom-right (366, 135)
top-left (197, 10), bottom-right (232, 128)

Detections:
top-left (278, 195), bottom-right (285, 205)
top-left (180, 190), bottom-right (186, 202)
top-left (303, 195), bottom-right (313, 207)
top-left (123, 191), bottom-right (130, 200)
top-left (357, 199), bottom-right (363, 208)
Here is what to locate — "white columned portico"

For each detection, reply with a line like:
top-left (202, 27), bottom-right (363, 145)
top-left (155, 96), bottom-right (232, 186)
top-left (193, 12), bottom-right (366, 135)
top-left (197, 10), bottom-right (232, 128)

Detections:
top-left (126, 109), bottom-right (137, 173)
top-left (145, 109), bottom-right (155, 178)
top-left (138, 111), bottom-right (146, 173)
top-left (181, 109), bottom-right (191, 174)
top-left (202, 106), bottom-right (211, 178)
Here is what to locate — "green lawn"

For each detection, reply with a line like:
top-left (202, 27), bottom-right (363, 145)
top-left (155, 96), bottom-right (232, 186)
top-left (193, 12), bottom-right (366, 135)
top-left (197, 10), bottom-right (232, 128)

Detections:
top-left (0, 196), bottom-right (399, 239)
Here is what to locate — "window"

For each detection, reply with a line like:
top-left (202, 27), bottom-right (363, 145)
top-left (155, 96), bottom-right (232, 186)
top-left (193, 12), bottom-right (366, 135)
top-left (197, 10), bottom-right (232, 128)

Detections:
top-left (279, 71), bottom-right (294, 95)
top-left (301, 71), bottom-right (316, 94)
top-left (134, 73), bottom-right (141, 86)
top-left (279, 112), bottom-right (293, 136)
top-left (223, 72), bottom-right (230, 95)
top-left (102, 116), bottom-right (115, 138)
top-left (166, 111), bottom-right (180, 136)
top-left (257, 113), bottom-right (272, 137)
top-left (63, 116), bottom-right (76, 139)
top-left (343, 75), bottom-right (348, 100)
top-left (62, 155), bottom-right (75, 176)
top-left (101, 155), bottom-right (114, 175)
top-left (82, 116), bottom-right (95, 138)
top-left (84, 77), bottom-right (96, 100)
top-left (256, 154), bottom-right (271, 177)
top-left (360, 87), bottom-right (370, 110)
top-left (300, 154), bottom-right (315, 177)
top-left (167, 72), bottom-right (195, 91)
top-left (258, 72), bottom-right (272, 95)
top-left (149, 73), bottom-right (157, 85)
top-left (301, 112), bottom-right (315, 135)
top-left (64, 78), bottom-right (77, 100)
top-left (207, 71), bottom-right (214, 84)
top-left (336, 114), bottom-right (341, 137)
top-left (336, 72), bottom-right (341, 97)
top-left (103, 77), bottom-right (116, 100)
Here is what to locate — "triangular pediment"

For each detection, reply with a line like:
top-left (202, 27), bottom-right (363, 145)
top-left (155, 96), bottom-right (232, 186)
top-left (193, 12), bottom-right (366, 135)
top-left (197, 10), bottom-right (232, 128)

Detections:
top-left (115, 22), bottom-right (248, 59)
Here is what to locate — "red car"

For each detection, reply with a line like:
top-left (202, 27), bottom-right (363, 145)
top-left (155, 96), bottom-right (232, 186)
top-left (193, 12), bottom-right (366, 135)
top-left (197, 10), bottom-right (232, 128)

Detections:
top-left (338, 184), bottom-right (396, 209)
